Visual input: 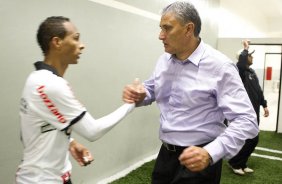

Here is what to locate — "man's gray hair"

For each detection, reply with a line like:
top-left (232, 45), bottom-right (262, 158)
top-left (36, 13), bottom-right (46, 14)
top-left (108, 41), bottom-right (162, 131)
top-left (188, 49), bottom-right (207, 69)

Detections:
top-left (162, 1), bottom-right (201, 37)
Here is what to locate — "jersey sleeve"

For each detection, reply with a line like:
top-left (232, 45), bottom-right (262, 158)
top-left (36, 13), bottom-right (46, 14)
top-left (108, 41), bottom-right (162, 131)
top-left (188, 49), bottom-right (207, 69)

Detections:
top-left (31, 80), bottom-right (86, 130)
top-left (72, 103), bottom-right (135, 141)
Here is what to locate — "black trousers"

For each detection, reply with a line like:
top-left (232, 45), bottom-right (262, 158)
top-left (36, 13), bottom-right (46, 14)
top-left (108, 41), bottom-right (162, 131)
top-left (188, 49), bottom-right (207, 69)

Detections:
top-left (152, 144), bottom-right (222, 184)
top-left (228, 135), bottom-right (259, 169)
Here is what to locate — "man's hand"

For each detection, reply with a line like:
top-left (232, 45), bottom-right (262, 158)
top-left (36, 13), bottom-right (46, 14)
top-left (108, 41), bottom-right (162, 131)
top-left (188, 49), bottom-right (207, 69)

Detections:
top-left (242, 39), bottom-right (250, 50)
top-left (69, 140), bottom-right (93, 166)
top-left (178, 146), bottom-right (211, 172)
top-left (123, 78), bottom-right (146, 104)
top-left (263, 107), bottom-right (269, 117)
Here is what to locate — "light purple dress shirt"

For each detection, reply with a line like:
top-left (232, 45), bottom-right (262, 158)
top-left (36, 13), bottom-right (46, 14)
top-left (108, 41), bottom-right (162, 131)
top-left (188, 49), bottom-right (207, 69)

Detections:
top-left (139, 40), bottom-right (259, 163)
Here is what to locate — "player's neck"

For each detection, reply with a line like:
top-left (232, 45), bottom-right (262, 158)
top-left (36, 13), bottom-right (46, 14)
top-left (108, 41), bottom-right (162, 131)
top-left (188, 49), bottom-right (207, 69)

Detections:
top-left (44, 56), bottom-right (68, 77)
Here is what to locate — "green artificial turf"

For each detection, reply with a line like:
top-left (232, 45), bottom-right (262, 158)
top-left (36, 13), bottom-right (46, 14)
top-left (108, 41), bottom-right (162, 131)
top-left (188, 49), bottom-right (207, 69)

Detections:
top-left (111, 131), bottom-right (282, 184)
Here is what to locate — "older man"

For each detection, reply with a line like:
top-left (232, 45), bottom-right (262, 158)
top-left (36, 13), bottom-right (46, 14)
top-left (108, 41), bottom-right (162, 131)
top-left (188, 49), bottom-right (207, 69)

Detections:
top-left (123, 2), bottom-right (259, 184)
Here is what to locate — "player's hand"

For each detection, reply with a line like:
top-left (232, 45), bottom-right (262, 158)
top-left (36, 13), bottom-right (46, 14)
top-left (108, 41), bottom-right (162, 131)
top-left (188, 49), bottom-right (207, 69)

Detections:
top-left (178, 146), bottom-right (211, 172)
top-left (69, 140), bottom-right (93, 166)
top-left (123, 78), bottom-right (146, 104)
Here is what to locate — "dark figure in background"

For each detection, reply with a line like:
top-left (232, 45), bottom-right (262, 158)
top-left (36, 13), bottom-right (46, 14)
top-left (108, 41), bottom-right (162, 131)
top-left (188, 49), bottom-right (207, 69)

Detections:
top-left (228, 40), bottom-right (269, 175)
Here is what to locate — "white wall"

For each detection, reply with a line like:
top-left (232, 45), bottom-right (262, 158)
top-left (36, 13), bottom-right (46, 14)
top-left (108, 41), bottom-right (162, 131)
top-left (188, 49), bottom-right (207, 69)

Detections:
top-left (219, 0), bottom-right (268, 38)
top-left (219, 0), bottom-right (282, 38)
top-left (0, 0), bottom-right (219, 183)
top-left (269, 17), bottom-right (282, 37)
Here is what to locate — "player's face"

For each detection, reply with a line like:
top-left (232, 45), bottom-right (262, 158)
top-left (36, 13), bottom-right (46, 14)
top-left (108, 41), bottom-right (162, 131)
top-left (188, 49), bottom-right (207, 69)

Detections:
top-left (159, 12), bottom-right (189, 57)
top-left (60, 22), bottom-right (85, 64)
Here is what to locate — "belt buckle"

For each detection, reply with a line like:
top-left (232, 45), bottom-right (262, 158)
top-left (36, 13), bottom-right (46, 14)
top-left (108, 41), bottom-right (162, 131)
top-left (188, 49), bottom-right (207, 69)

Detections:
top-left (163, 142), bottom-right (176, 152)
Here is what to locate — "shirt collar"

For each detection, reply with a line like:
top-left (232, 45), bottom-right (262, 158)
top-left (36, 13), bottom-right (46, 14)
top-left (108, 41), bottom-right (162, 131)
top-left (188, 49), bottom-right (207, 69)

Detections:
top-left (34, 61), bottom-right (60, 76)
top-left (188, 39), bottom-right (205, 66)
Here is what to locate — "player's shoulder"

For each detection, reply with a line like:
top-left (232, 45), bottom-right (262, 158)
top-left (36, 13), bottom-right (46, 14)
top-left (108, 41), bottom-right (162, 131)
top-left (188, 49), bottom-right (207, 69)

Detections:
top-left (27, 70), bottom-right (68, 95)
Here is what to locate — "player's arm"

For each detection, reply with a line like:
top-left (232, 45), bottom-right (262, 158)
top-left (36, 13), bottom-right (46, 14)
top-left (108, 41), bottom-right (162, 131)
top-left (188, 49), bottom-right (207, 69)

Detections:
top-left (72, 103), bottom-right (134, 142)
top-left (35, 82), bottom-right (134, 141)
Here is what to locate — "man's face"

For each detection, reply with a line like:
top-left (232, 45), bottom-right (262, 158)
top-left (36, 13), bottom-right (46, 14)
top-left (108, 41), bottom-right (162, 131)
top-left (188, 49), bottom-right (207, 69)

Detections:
top-left (247, 54), bottom-right (253, 66)
top-left (159, 12), bottom-right (189, 56)
top-left (60, 22), bottom-right (85, 64)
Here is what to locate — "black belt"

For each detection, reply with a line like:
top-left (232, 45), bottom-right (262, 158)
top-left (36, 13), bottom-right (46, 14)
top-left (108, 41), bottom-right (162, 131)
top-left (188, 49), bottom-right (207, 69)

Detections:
top-left (162, 142), bottom-right (187, 152)
top-left (162, 142), bottom-right (210, 152)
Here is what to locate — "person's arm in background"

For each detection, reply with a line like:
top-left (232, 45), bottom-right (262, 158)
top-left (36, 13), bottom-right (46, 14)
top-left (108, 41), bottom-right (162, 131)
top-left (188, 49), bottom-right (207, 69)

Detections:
top-left (236, 40), bottom-right (250, 81)
top-left (253, 70), bottom-right (269, 117)
top-left (259, 86), bottom-right (269, 117)
top-left (262, 105), bottom-right (269, 117)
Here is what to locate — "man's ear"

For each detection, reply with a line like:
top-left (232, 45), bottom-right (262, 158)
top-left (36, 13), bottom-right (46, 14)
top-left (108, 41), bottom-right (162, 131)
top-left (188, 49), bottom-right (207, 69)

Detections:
top-left (51, 37), bottom-right (63, 49)
top-left (185, 22), bottom-right (194, 37)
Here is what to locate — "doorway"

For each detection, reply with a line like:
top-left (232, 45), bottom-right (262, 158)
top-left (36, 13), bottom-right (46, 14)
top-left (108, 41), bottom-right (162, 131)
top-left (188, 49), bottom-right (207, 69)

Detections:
top-left (250, 44), bottom-right (282, 132)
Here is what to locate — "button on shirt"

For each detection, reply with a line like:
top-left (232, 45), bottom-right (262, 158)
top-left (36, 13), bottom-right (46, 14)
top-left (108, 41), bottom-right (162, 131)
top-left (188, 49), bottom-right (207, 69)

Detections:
top-left (139, 40), bottom-right (259, 163)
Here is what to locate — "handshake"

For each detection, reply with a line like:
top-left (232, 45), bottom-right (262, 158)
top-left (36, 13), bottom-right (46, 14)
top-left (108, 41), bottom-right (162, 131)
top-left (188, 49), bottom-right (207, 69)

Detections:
top-left (123, 78), bottom-right (146, 104)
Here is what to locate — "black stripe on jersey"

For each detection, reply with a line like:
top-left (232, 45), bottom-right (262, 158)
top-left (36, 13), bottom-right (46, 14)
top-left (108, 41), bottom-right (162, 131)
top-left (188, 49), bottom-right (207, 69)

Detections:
top-left (61, 111), bottom-right (86, 135)
top-left (41, 123), bottom-right (56, 133)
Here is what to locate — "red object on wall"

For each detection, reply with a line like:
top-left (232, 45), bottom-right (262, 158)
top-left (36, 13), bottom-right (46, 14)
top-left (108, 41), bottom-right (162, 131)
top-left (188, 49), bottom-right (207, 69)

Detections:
top-left (266, 67), bottom-right (272, 80)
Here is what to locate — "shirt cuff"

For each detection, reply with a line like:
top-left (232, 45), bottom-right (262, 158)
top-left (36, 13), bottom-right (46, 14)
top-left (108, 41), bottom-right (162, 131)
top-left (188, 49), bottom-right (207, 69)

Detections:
top-left (203, 140), bottom-right (225, 164)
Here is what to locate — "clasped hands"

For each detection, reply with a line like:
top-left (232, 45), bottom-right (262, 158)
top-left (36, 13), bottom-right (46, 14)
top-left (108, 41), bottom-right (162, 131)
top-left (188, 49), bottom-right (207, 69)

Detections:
top-left (123, 78), bottom-right (146, 104)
